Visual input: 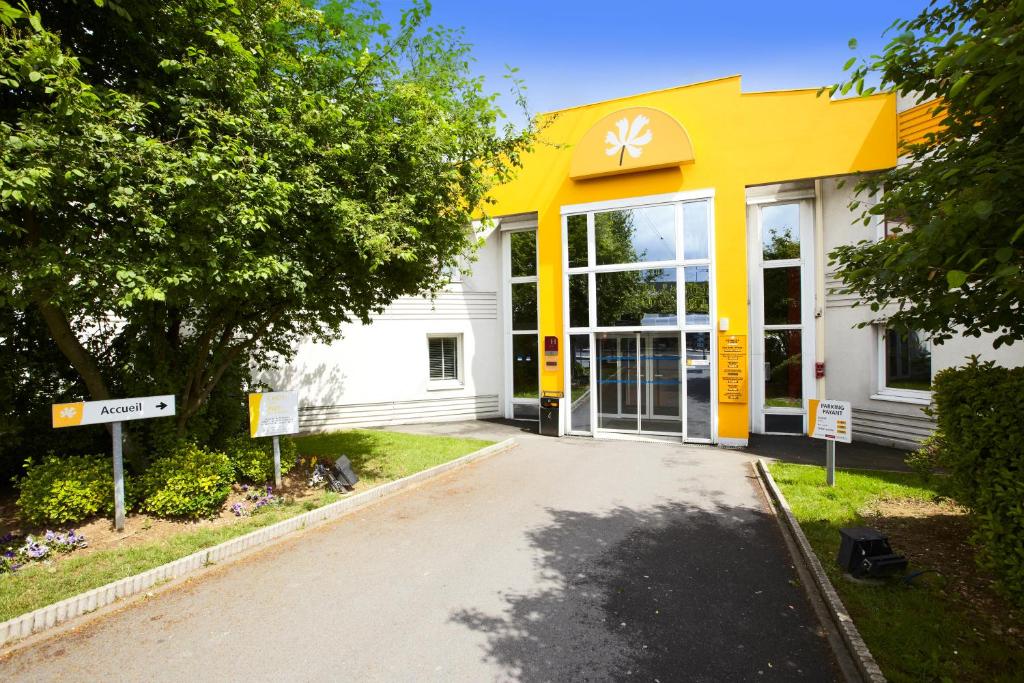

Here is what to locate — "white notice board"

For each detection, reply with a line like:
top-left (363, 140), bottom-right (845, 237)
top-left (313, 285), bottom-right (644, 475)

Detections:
top-left (808, 399), bottom-right (852, 443)
top-left (248, 391), bottom-right (299, 438)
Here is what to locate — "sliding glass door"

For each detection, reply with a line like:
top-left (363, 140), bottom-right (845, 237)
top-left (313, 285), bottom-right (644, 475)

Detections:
top-left (596, 332), bottom-right (683, 436)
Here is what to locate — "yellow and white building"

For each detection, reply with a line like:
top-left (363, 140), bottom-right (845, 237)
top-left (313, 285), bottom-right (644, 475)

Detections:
top-left (262, 77), bottom-right (1022, 449)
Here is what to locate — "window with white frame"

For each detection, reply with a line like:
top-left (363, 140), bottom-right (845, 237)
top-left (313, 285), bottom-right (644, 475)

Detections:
top-left (503, 228), bottom-right (539, 420)
top-left (428, 335), bottom-right (461, 383)
top-left (876, 327), bottom-right (932, 399)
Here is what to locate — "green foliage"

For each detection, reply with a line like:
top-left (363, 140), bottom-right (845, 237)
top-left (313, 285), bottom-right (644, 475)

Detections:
top-left (930, 358), bottom-right (1024, 605)
top-left (905, 430), bottom-right (948, 485)
top-left (16, 453), bottom-right (130, 525)
top-left (223, 435), bottom-right (296, 483)
top-left (140, 443), bottom-right (234, 519)
top-left (0, 0), bottom-right (533, 439)
top-left (828, 0), bottom-right (1024, 347)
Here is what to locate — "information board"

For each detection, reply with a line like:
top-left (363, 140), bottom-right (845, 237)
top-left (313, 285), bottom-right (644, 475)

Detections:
top-left (808, 399), bottom-right (852, 443)
top-left (249, 391), bottom-right (300, 438)
top-left (717, 334), bottom-right (747, 403)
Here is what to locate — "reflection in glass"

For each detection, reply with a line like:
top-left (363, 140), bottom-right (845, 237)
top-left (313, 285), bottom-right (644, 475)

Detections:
top-left (510, 230), bottom-right (537, 277)
top-left (686, 332), bottom-right (712, 439)
top-left (513, 403), bottom-right (539, 420)
top-left (684, 266), bottom-right (710, 325)
top-left (570, 334), bottom-right (591, 432)
top-left (762, 204), bottom-right (800, 260)
top-left (596, 269), bottom-right (677, 327)
top-left (512, 334), bottom-right (538, 398)
top-left (885, 330), bottom-right (932, 391)
top-left (569, 274), bottom-right (589, 328)
top-left (595, 205), bottom-right (676, 265)
top-left (763, 266), bottom-right (801, 325)
top-left (567, 214), bottom-right (588, 268)
top-left (641, 334), bottom-right (681, 434)
top-left (765, 330), bottom-right (802, 408)
top-left (683, 201), bottom-right (709, 260)
top-left (596, 335), bottom-right (638, 430)
top-left (511, 282), bottom-right (537, 330)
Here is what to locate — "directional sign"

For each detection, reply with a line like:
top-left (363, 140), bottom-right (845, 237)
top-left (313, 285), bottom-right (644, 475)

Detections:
top-left (249, 391), bottom-right (299, 438)
top-left (52, 395), bottom-right (176, 428)
top-left (808, 399), bottom-right (852, 443)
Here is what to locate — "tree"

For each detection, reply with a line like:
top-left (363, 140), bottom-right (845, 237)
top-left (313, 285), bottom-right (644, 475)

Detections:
top-left (827, 0), bottom-right (1024, 347)
top-left (0, 0), bottom-right (533, 441)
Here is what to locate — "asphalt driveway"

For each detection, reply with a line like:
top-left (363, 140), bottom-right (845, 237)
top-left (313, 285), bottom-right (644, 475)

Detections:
top-left (1, 426), bottom-right (837, 681)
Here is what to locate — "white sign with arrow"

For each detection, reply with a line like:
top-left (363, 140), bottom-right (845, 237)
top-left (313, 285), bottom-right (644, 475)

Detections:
top-left (51, 394), bottom-right (176, 531)
top-left (52, 395), bottom-right (176, 428)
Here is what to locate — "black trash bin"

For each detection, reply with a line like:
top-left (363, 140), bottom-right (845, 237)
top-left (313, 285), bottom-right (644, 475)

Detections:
top-left (539, 396), bottom-right (560, 436)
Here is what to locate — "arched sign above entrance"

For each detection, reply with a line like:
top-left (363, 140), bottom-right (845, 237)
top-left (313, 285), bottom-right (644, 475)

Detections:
top-left (569, 106), bottom-right (695, 180)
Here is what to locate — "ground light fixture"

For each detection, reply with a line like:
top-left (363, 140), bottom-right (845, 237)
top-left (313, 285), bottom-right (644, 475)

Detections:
top-left (837, 527), bottom-right (908, 579)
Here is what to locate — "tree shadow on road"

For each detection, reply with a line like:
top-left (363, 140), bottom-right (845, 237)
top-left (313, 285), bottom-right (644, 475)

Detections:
top-left (450, 499), bottom-right (837, 681)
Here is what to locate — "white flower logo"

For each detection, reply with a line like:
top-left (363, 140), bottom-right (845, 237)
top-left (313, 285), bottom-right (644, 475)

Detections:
top-left (605, 114), bottom-right (653, 165)
top-left (60, 407), bottom-right (77, 419)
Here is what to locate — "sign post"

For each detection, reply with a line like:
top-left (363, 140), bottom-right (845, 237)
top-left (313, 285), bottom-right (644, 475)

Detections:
top-left (807, 398), bottom-right (852, 487)
top-left (52, 395), bottom-right (176, 531)
top-left (248, 391), bottom-right (300, 488)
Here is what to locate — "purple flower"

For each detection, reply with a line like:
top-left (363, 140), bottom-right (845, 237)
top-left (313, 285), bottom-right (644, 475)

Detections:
top-left (266, 485), bottom-right (272, 494)
top-left (242, 484), bottom-right (249, 492)
top-left (44, 530), bottom-right (55, 542)
top-left (2, 550), bottom-right (13, 559)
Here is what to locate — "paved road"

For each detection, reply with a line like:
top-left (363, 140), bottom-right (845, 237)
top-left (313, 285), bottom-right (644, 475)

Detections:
top-left (2, 426), bottom-right (837, 681)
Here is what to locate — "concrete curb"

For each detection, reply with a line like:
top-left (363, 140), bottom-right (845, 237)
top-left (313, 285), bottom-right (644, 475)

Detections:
top-left (0, 437), bottom-right (517, 649)
top-left (755, 459), bottom-right (886, 683)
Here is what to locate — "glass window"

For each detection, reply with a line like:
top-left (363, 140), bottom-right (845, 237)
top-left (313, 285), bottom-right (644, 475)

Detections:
top-left (763, 266), bottom-right (801, 325)
top-left (511, 282), bottom-right (537, 331)
top-left (509, 230), bottom-right (536, 277)
top-left (569, 274), bottom-right (589, 328)
top-left (596, 269), bottom-right (677, 327)
top-left (595, 205), bottom-right (676, 265)
top-left (428, 336), bottom-right (458, 381)
top-left (685, 332), bottom-right (712, 439)
top-left (569, 334), bottom-right (591, 432)
top-left (885, 329), bottom-right (932, 391)
top-left (762, 204), bottom-right (800, 260)
top-left (512, 334), bottom-right (539, 398)
top-left (765, 330), bottom-right (802, 408)
top-left (567, 214), bottom-right (588, 268)
top-left (683, 201), bottom-right (709, 260)
top-left (684, 266), bottom-right (710, 325)
top-left (513, 403), bottom-right (539, 420)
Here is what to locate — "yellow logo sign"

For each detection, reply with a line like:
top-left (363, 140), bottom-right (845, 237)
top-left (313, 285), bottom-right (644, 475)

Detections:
top-left (570, 106), bottom-right (695, 180)
top-left (52, 402), bottom-right (85, 428)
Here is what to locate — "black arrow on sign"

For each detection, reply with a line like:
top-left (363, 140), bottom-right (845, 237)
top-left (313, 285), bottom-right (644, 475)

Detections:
top-left (156, 401), bottom-right (168, 410)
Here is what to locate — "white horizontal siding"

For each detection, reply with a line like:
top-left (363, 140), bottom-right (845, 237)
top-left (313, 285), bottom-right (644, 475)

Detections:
top-left (299, 394), bottom-right (500, 432)
top-left (374, 291), bottom-right (497, 320)
top-left (853, 407), bottom-right (935, 451)
top-left (825, 274), bottom-right (860, 309)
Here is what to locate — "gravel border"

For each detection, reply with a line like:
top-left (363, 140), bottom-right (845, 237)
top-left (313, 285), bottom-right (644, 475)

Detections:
top-left (756, 459), bottom-right (886, 683)
top-left (0, 437), bottom-right (517, 648)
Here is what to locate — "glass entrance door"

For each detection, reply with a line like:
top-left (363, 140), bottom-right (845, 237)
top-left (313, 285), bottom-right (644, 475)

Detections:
top-left (596, 332), bottom-right (682, 435)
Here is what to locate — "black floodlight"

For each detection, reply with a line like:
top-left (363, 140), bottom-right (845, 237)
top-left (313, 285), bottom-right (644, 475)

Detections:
top-left (333, 455), bottom-right (359, 488)
top-left (837, 527), bottom-right (908, 578)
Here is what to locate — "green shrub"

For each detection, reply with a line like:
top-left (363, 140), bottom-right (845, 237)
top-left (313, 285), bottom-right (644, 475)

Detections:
top-left (16, 453), bottom-right (131, 525)
top-left (905, 430), bottom-right (949, 483)
top-left (223, 435), bottom-right (296, 483)
top-left (140, 443), bottom-right (235, 519)
top-left (931, 357), bottom-right (1024, 606)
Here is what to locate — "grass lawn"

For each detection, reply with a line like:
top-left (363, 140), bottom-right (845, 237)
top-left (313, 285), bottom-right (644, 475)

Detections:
top-left (770, 463), bottom-right (1024, 683)
top-left (0, 429), bottom-right (493, 624)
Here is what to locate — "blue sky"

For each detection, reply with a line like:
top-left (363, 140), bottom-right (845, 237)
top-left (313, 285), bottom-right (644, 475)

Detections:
top-left (380, 0), bottom-right (929, 126)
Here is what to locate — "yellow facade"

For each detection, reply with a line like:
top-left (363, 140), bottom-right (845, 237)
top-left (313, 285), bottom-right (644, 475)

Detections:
top-left (488, 75), bottom-right (897, 442)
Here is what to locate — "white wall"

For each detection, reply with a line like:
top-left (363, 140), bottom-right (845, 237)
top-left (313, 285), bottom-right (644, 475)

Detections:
top-left (820, 175), bottom-right (1024, 449)
top-left (253, 222), bottom-right (504, 431)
